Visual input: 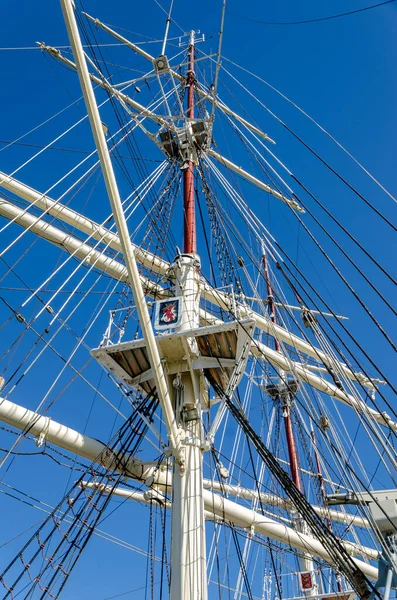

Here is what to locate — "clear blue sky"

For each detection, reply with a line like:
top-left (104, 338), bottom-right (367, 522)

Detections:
top-left (0, 1), bottom-right (396, 598)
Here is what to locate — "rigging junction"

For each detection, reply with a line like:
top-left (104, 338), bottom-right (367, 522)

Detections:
top-left (0, 2), bottom-right (396, 600)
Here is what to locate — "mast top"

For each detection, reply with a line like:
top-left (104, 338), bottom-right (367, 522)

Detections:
top-left (183, 29), bottom-right (197, 255)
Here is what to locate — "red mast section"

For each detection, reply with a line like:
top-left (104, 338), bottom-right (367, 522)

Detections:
top-left (183, 32), bottom-right (197, 254)
top-left (262, 253), bottom-right (302, 491)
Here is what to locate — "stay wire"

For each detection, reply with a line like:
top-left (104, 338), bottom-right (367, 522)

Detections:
top-left (215, 59), bottom-right (397, 259)
top-left (292, 193), bottom-right (397, 348)
top-left (286, 375), bottom-right (397, 542)
top-left (200, 169), bottom-right (397, 438)
top-left (203, 143), bottom-right (397, 421)
top-left (230, 120), bottom-right (397, 351)
top-left (195, 177), bottom-right (218, 287)
top-left (278, 119), bottom-right (397, 234)
top-left (104, 93), bottom-right (179, 261)
top-left (77, 9), bottom-right (171, 247)
top-left (198, 161), bottom-right (245, 293)
top-left (221, 97), bottom-right (397, 292)
top-left (233, 0), bottom-right (396, 26)
top-left (215, 383), bottom-right (377, 599)
top-left (262, 229), bottom-right (397, 424)
top-left (0, 138), bottom-right (162, 160)
top-left (0, 396), bottom-right (156, 597)
top-left (44, 405), bottom-right (157, 599)
top-left (220, 55), bottom-right (397, 206)
top-left (291, 178), bottom-right (397, 289)
top-left (279, 254), bottom-right (397, 410)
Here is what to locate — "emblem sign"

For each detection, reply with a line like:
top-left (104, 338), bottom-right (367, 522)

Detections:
top-left (299, 571), bottom-right (314, 591)
top-left (154, 297), bottom-right (183, 330)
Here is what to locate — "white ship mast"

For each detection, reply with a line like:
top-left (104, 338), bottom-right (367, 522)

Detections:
top-left (60, 4), bottom-right (207, 597)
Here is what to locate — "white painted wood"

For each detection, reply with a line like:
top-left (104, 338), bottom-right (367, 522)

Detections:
top-left (0, 198), bottom-right (167, 299)
top-left (0, 396), bottom-right (378, 575)
top-left (0, 177), bottom-right (375, 392)
top-left (207, 149), bottom-right (304, 212)
top-left (0, 171), bottom-right (171, 276)
top-left (170, 253), bottom-right (208, 600)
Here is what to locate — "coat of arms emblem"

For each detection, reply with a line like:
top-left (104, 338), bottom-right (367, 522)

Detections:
top-left (154, 297), bottom-right (182, 330)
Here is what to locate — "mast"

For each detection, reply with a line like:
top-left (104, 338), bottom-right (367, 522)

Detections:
top-left (262, 251), bottom-right (317, 596)
top-left (170, 30), bottom-right (207, 600)
top-left (263, 253), bottom-right (302, 490)
top-left (58, 2), bottom-right (205, 596)
top-left (183, 30), bottom-right (197, 254)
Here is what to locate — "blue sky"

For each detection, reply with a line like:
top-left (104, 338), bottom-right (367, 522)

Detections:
top-left (0, 1), bottom-right (396, 598)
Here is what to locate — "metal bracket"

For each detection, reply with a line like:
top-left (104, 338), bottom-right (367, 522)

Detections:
top-left (36, 416), bottom-right (51, 447)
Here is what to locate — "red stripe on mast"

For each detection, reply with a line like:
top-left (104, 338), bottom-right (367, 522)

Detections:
top-left (183, 34), bottom-right (197, 254)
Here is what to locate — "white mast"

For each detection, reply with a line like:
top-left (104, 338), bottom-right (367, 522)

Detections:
top-left (59, 5), bottom-right (207, 597)
top-left (169, 29), bottom-right (208, 599)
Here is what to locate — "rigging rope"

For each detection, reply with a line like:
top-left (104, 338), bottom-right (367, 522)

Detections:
top-left (220, 55), bottom-right (397, 205)
top-left (232, 1), bottom-right (396, 26)
top-left (212, 382), bottom-right (374, 599)
top-left (0, 389), bottom-right (158, 599)
top-left (203, 156), bottom-right (397, 425)
top-left (219, 93), bottom-right (397, 295)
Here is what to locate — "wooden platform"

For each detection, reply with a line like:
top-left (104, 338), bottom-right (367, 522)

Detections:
top-left (91, 319), bottom-right (256, 396)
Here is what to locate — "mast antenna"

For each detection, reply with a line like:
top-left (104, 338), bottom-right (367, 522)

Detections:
top-left (209, 0), bottom-right (227, 125)
top-left (161, 0), bottom-right (174, 56)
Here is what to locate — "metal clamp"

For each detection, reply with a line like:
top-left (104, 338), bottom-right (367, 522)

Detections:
top-left (36, 416), bottom-right (51, 447)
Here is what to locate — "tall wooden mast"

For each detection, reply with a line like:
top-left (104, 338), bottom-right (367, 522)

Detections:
top-left (183, 30), bottom-right (197, 255)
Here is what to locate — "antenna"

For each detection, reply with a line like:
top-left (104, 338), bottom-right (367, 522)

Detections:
top-left (209, 0), bottom-right (227, 124)
top-left (161, 0), bottom-right (174, 56)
